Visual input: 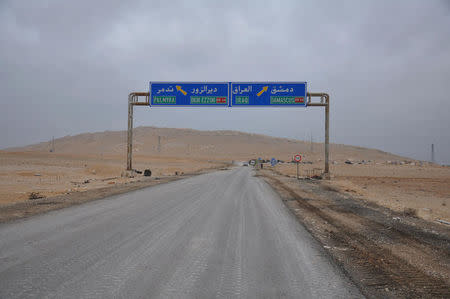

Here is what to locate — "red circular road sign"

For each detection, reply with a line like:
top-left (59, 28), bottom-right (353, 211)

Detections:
top-left (294, 154), bottom-right (302, 162)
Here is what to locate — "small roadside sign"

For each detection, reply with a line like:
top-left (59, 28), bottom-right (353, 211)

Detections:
top-left (271, 158), bottom-right (277, 166)
top-left (294, 154), bottom-right (302, 162)
top-left (249, 160), bottom-right (256, 166)
top-left (294, 154), bottom-right (302, 179)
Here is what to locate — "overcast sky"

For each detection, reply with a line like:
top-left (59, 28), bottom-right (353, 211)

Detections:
top-left (1, 0), bottom-right (449, 164)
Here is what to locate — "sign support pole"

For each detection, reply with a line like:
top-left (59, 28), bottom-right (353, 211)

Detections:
top-left (127, 94), bottom-right (133, 171)
top-left (296, 162), bottom-right (299, 180)
top-left (127, 92), bottom-right (149, 171)
top-left (307, 93), bottom-right (330, 178)
top-left (325, 96), bottom-right (330, 175)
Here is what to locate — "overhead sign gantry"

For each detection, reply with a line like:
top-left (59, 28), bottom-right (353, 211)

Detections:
top-left (127, 82), bottom-right (330, 178)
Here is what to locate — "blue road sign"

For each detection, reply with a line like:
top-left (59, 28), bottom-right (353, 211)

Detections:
top-left (231, 82), bottom-right (307, 106)
top-left (150, 82), bottom-right (229, 106)
top-left (271, 158), bottom-right (277, 166)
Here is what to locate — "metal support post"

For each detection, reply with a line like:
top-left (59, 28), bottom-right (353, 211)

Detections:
top-left (325, 98), bottom-right (330, 175)
top-left (307, 92), bottom-right (330, 178)
top-left (126, 92), bottom-right (149, 171)
top-left (127, 94), bottom-right (134, 170)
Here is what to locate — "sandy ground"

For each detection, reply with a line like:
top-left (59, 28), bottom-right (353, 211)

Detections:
top-left (0, 151), bottom-right (228, 206)
top-left (272, 162), bottom-right (450, 222)
top-left (2, 126), bottom-right (449, 224)
top-left (259, 168), bottom-right (450, 298)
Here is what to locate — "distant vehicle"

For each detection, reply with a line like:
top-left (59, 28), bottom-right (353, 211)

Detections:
top-left (243, 163), bottom-right (248, 166)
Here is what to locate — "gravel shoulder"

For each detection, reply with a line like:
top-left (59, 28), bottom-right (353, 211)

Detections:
top-left (258, 168), bottom-right (450, 298)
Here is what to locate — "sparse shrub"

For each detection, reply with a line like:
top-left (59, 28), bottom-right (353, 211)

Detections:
top-left (323, 185), bottom-right (339, 192)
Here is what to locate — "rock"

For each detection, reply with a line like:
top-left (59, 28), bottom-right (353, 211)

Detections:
top-left (144, 169), bottom-right (152, 177)
top-left (121, 171), bottom-right (135, 178)
top-left (28, 192), bottom-right (44, 200)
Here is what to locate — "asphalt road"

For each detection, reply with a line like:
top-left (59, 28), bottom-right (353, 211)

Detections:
top-left (0, 168), bottom-right (361, 298)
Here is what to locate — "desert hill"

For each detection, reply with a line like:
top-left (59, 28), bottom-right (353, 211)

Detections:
top-left (7, 126), bottom-right (407, 163)
top-left (1, 127), bottom-right (448, 223)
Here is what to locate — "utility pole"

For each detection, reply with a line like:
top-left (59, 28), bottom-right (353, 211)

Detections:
top-left (157, 136), bottom-right (161, 153)
top-left (50, 136), bottom-right (55, 152)
top-left (431, 144), bottom-right (435, 163)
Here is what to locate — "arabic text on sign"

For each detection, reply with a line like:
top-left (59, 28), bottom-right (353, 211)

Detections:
top-left (232, 86), bottom-right (253, 95)
top-left (191, 86), bottom-right (218, 95)
top-left (271, 87), bottom-right (294, 94)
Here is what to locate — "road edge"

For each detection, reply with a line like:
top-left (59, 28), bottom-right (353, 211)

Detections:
top-left (256, 168), bottom-right (450, 298)
top-left (0, 167), bottom-right (230, 224)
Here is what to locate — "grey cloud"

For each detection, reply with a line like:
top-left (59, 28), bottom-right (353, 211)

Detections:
top-left (1, 0), bottom-right (449, 164)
